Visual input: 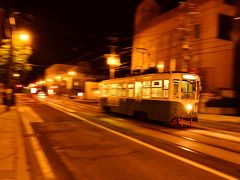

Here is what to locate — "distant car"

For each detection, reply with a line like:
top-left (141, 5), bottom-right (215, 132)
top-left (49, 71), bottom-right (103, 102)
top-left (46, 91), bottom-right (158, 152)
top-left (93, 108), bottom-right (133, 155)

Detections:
top-left (37, 91), bottom-right (46, 99)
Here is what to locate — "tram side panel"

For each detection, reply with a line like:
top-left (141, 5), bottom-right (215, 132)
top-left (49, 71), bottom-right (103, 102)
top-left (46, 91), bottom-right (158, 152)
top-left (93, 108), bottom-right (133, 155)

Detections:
top-left (126, 99), bottom-right (192, 123)
top-left (100, 98), bottom-right (198, 123)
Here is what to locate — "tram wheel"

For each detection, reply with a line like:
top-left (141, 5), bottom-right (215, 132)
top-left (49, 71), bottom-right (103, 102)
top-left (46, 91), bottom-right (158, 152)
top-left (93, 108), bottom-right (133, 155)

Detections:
top-left (134, 111), bottom-right (148, 121)
top-left (103, 106), bottom-right (111, 113)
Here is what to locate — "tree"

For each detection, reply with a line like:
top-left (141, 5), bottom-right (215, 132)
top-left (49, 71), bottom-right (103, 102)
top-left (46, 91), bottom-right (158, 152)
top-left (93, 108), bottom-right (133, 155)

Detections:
top-left (0, 32), bottom-right (33, 84)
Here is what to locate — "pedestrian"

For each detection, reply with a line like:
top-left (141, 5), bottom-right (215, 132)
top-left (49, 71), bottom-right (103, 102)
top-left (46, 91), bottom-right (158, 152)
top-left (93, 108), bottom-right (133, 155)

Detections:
top-left (3, 89), bottom-right (15, 111)
top-left (2, 91), bottom-right (9, 111)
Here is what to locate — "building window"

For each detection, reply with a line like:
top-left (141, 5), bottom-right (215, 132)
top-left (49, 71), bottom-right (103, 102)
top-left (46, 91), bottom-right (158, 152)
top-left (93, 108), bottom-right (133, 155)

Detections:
top-left (194, 24), bottom-right (201, 39)
top-left (170, 59), bottom-right (176, 72)
top-left (218, 14), bottom-right (233, 41)
top-left (224, 0), bottom-right (235, 5)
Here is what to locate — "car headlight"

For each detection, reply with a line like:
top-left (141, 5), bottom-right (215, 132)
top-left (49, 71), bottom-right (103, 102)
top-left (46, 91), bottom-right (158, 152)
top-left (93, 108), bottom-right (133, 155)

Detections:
top-left (186, 104), bottom-right (193, 111)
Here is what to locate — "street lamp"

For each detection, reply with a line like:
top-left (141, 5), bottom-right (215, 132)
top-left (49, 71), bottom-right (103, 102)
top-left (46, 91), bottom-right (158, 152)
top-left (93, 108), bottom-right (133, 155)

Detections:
top-left (19, 33), bottom-right (29, 42)
top-left (4, 14), bottom-right (31, 107)
top-left (68, 71), bottom-right (76, 76)
top-left (8, 16), bottom-right (31, 85)
top-left (12, 73), bottom-right (20, 77)
top-left (105, 54), bottom-right (121, 79)
top-left (66, 71), bottom-right (76, 96)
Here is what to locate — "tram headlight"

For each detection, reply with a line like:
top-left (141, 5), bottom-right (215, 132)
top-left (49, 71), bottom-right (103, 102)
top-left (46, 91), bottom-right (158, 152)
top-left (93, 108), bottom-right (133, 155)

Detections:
top-left (185, 104), bottom-right (193, 111)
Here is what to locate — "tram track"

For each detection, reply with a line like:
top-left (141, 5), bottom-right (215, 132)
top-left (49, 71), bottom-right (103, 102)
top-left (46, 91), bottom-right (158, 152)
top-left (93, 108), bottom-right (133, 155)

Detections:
top-left (42, 98), bottom-right (240, 166)
top-left (42, 97), bottom-right (240, 155)
top-left (44, 97), bottom-right (240, 149)
top-left (35, 99), bottom-right (240, 179)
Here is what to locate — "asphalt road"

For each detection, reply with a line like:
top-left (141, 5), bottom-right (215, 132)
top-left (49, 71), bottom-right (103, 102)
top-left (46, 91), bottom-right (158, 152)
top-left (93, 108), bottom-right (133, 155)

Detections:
top-left (16, 94), bottom-right (240, 180)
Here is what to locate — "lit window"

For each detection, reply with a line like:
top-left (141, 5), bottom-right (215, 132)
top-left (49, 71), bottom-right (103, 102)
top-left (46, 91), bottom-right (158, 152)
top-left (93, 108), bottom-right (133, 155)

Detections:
top-left (163, 80), bottom-right (169, 98)
top-left (142, 81), bottom-right (151, 98)
top-left (127, 83), bottom-right (134, 97)
top-left (173, 79), bottom-right (180, 99)
top-left (135, 82), bottom-right (142, 97)
top-left (151, 80), bottom-right (162, 98)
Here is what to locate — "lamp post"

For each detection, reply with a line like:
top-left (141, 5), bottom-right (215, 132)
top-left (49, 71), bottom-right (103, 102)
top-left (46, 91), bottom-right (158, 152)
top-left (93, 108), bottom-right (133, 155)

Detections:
top-left (7, 14), bottom-right (30, 88)
top-left (105, 54), bottom-right (121, 79)
top-left (67, 70), bottom-right (76, 96)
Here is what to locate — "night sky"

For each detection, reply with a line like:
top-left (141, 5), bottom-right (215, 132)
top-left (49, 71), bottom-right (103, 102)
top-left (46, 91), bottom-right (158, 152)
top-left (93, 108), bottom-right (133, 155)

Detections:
top-left (2, 0), bottom-right (180, 83)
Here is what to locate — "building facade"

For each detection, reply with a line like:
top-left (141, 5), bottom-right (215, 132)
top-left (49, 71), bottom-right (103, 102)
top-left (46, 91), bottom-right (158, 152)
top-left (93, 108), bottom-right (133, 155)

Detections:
top-left (44, 63), bottom-right (104, 96)
top-left (132, 0), bottom-right (236, 94)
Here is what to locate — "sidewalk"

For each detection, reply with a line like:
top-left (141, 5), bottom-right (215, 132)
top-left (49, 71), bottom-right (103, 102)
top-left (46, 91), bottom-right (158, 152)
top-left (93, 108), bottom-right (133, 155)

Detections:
top-left (198, 113), bottom-right (240, 123)
top-left (0, 105), bottom-right (30, 180)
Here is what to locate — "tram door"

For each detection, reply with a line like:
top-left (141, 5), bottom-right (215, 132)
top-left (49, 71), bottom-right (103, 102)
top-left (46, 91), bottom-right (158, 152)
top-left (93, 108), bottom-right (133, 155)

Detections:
top-left (108, 84), bottom-right (120, 106)
top-left (173, 79), bottom-right (180, 99)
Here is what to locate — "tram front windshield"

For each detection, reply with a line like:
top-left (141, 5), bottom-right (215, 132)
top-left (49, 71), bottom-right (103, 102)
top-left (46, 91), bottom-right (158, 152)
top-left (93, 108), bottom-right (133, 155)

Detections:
top-left (181, 80), bottom-right (197, 99)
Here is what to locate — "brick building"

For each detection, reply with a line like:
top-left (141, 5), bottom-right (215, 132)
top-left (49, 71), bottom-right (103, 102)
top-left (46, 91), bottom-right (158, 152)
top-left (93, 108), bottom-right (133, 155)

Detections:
top-left (132, 0), bottom-right (236, 95)
top-left (44, 63), bottom-right (105, 96)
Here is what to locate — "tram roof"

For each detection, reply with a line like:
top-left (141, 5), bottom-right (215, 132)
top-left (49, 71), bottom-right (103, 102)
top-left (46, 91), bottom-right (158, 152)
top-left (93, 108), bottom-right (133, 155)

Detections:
top-left (101, 72), bottom-right (200, 83)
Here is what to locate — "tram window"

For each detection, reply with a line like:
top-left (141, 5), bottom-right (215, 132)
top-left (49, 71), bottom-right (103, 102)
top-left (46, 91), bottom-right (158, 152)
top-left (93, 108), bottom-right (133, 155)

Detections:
top-left (143, 81), bottom-right (151, 98)
top-left (151, 80), bottom-right (162, 98)
top-left (181, 80), bottom-right (196, 99)
top-left (110, 84), bottom-right (117, 97)
top-left (127, 83), bottom-right (134, 97)
top-left (104, 84), bottom-right (111, 97)
top-left (163, 80), bottom-right (169, 98)
top-left (101, 84), bottom-right (108, 97)
top-left (116, 84), bottom-right (122, 97)
top-left (121, 83), bottom-right (127, 97)
top-left (173, 79), bottom-right (180, 99)
top-left (135, 82), bottom-right (142, 97)
top-left (143, 81), bottom-right (151, 87)
top-left (196, 81), bottom-right (201, 99)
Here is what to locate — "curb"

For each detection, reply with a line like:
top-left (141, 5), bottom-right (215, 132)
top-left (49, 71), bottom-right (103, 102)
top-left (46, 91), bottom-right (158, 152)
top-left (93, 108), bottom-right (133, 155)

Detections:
top-left (198, 113), bottom-right (240, 123)
top-left (15, 106), bottom-right (32, 180)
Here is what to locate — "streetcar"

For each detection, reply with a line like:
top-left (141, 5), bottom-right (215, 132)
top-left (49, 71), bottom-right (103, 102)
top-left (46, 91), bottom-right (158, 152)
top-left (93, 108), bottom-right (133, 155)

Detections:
top-left (99, 72), bottom-right (201, 126)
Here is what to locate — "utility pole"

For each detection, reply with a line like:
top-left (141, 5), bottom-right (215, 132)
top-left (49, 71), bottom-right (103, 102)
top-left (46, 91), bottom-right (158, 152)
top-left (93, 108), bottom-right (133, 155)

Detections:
top-left (5, 0), bottom-right (15, 108)
top-left (178, 0), bottom-right (198, 72)
top-left (105, 46), bottom-right (121, 79)
top-left (233, 0), bottom-right (240, 101)
top-left (7, 14), bottom-right (14, 88)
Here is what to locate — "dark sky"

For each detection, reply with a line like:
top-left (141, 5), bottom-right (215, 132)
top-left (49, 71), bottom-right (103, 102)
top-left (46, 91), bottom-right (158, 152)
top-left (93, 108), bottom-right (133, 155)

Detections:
top-left (5, 0), bottom-right (180, 83)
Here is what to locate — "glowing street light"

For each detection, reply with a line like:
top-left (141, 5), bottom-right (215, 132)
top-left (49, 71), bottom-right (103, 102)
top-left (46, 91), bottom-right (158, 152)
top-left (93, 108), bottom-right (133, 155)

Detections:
top-left (46, 78), bottom-right (53, 82)
top-left (107, 55), bottom-right (121, 66)
top-left (157, 63), bottom-right (164, 72)
top-left (105, 54), bottom-right (121, 79)
top-left (19, 33), bottom-right (29, 42)
top-left (54, 76), bottom-right (62, 80)
top-left (12, 73), bottom-right (20, 77)
top-left (68, 71), bottom-right (76, 76)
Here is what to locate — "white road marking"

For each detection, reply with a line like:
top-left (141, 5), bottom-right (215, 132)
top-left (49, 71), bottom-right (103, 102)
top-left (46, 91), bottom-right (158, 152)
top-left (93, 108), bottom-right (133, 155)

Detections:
top-left (18, 106), bottom-right (44, 122)
top-left (46, 98), bottom-right (88, 109)
top-left (44, 100), bottom-right (76, 113)
top-left (18, 106), bottom-right (56, 180)
top-left (47, 102), bottom-right (238, 180)
top-left (190, 129), bottom-right (240, 143)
